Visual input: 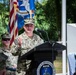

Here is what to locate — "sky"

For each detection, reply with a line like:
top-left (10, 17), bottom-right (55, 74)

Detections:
top-left (0, 0), bottom-right (3, 3)
top-left (37, 0), bottom-right (43, 3)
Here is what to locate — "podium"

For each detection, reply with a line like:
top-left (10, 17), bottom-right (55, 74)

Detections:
top-left (20, 41), bottom-right (66, 75)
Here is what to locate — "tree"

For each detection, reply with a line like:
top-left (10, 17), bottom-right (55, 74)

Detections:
top-left (35, 0), bottom-right (61, 41)
top-left (67, 0), bottom-right (76, 23)
top-left (0, 0), bottom-right (9, 46)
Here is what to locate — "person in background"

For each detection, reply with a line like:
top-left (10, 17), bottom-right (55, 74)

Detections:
top-left (12, 18), bottom-right (44, 75)
top-left (0, 33), bottom-right (18, 75)
top-left (0, 50), bottom-right (7, 75)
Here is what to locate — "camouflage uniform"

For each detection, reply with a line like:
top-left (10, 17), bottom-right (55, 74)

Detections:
top-left (0, 48), bottom-right (7, 75)
top-left (12, 32), bottom-right (44, 75)
top-left (0, 33), bottom-right (18, 75)
top-left (0, 48), bottom-right (18, 75)
top-left (17, 32), bottom-right (43, 56)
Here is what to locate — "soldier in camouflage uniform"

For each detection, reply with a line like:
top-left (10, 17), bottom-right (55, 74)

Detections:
top-left (0, 33), bottom-right (18, 75)
top-left (0, 50), bottom-right (7, 75)
top-left (12, 19), bottom-right (44, 75)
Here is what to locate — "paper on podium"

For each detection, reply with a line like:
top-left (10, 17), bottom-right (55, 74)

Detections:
top-left (68, 53), bottom-right (76, 75)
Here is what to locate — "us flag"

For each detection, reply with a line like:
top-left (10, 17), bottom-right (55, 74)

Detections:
top-left (9, 0), bottom-right (18, 46)
top-left (9, 0), bottom-right (35, 46)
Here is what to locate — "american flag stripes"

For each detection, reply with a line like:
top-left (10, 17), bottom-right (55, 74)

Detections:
top-left (9, 0), bottom-right (18, 46)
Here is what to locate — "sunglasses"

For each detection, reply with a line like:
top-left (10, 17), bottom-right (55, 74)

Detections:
top-left (2, 38), bottom-right (10, 41)
top-left (25, 24), bottom-right (34, 26)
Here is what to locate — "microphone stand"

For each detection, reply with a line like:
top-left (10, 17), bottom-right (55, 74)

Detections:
top-left (44, 31), bottom-right (55, 65)
top-left (39, 32), bottom-right (45, 41)
top-left (44, 31), bottom-right (50, 42)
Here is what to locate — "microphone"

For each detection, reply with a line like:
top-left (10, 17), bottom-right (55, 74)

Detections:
top-left (35, 28), bottom-right (45, 33)
top-left (35, 28), bottom-right (50, 41)
top-left (34, 28), bottom-right (44, 40)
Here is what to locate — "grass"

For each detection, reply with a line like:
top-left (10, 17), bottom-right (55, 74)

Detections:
top-left (54, 53), bottom-right (62, 73)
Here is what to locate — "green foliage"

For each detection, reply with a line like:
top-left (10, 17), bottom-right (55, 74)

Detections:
top-left (67, 0), bottom-right (76, 22)
top-left (44, 0), bottom-right (61, 40)
top-left (35, 2), bottom-right (50, 30)
top-left (35, 1), bottom-right (61, 41)
top-left (0, 17), bottom-right (8, 46)
top-left (0, 1), bottom-right (9, 46)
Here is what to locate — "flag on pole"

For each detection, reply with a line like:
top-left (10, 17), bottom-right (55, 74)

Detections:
top-left (9, 0), bottom-right (35, 46)
top-left (9, 0), bottom-right (18, 46)
top-left (17, 0), bottom-right (35, 30)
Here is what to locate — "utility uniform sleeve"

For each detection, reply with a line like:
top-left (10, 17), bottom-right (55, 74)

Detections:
top-left (0, 48), bottom-right (8, 70)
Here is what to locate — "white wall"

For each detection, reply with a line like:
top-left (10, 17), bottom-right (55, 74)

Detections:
top-left (67, 23), bottom-right (76, 54)
top-left (67, 23), bottom-right (76, 75)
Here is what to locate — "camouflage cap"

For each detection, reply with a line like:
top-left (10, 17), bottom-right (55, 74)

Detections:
top-left (24, 19), bottom-right (34, 25)
top-left (1, 33), bottom-right (11, 40)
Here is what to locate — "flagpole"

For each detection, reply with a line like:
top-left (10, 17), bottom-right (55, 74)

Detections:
top-left (29, 0), bottom-right (35, 19)
top-left (9, 0), bottom-right (18, 46)
top-left (62, 0), bottom-right (67, 75)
